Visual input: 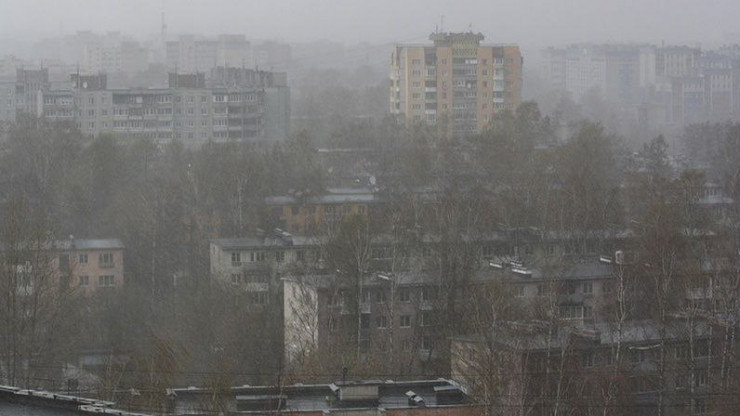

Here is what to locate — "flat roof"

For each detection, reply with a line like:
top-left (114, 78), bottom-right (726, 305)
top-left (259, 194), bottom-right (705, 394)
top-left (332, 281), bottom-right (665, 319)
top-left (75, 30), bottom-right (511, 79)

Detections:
top-left (170, 379), bottom-right (470, 413)
top-left (51, 239), bottom-right (125, 250)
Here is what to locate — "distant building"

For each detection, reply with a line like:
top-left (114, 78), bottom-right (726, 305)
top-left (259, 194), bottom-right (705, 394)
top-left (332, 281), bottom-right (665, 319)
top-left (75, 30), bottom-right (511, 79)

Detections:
top-left (253, 41), bottom-right (292, 73)
top-left (542, 43), bottom-right (740, 128)
top-left (52, 238), bottom-right (125, 294)
top-left (451, 319), bottom-right (717, 416)
top-left (37, 67), bottom-right (290, 146)
top-left (486, 256), bottom-right (614, 324)
top-left (83, 39), bottom-right (148, 74)
top-left (166, 34), bottom-right (252, 73)
top-left (390, 32), bottom-right (523, 137)
top-left (265, 188), bottom-right (377, 235)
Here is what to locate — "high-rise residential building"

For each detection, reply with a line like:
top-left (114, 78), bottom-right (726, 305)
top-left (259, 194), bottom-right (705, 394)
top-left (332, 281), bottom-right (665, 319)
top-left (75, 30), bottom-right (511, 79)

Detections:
top-left (37, 67), bottom-right (290, 146)
top-left (166, 35), bottom-right (252, 74)
top-left (390, 32), bottom-right (523, 137)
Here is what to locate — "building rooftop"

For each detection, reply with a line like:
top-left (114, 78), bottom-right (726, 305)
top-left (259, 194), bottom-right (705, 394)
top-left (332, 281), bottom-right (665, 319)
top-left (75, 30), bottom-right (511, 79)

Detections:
top-left (212, 234), bottom-right (324, 250)
top-left (0, 385), bottom-right (148, 416)
top-left (485, 257), bottom-right (613, 282)
top-left (455, 320), bottom-right (711, 352)
top-left (167, 379), bottom-right (472, 415)
top-left (51, 238), bottom-right (125, 251)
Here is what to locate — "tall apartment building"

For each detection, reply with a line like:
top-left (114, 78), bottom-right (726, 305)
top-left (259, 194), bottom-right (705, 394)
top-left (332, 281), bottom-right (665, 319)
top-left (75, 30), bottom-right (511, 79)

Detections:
top-left (38, 67), bottom-right (290, 146)
top-left (83, 40), bottom-right (148, 74)
top-left (390, 32), bottom-right (522, 137)
top-left (166, 35), bottom-right (252, 73)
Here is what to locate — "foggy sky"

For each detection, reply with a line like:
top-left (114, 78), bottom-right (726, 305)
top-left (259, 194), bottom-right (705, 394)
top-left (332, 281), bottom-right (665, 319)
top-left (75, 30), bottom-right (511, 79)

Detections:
top-left (3, 0), bottom-right (740, 51)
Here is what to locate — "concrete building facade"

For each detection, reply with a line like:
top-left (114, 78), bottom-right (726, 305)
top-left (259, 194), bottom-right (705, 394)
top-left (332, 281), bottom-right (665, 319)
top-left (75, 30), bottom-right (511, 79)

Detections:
top-left (391, 32), bottom-right (522, 137)
top-left (35, 67), bottom-right (289, 146)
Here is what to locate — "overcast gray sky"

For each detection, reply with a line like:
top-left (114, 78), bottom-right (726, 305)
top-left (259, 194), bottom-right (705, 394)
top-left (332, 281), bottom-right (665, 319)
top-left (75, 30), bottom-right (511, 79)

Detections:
top-left (3, 0), bottom-right (739, 49)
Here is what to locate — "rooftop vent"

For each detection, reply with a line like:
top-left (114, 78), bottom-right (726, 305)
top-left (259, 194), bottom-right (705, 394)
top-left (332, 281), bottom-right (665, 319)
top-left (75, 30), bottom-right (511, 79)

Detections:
top-left (405, 390), bottom-right (425, 407)
top-left (433, 385), bottom-right (464, 405)
top-left (339, 385), bottom-right (378, 403)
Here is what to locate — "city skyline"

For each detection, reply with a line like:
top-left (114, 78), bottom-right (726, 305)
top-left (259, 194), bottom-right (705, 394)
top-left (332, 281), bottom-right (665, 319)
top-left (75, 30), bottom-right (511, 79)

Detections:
top-left (3, 0), bottom-right (740, 56)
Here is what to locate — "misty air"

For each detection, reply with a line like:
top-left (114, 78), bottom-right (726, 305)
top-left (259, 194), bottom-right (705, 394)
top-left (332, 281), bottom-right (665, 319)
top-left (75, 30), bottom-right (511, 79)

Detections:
top-left (0, 1), bottom-right (739, 415)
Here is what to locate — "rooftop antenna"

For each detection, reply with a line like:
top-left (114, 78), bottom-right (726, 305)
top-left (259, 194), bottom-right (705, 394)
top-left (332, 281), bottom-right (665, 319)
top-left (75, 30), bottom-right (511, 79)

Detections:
top-left (160, 0), bottom-right (167, 42)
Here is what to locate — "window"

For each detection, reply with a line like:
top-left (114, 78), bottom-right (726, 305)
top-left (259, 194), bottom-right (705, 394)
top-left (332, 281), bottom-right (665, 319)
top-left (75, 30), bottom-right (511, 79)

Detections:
top-left (421, 287), bottom-right (436, 301)
top-left (694, 339), bottom-right (709, 358)
top-left (421, 336), bottom-right (434, 350)
top-left (231, 252), bottom-right (241, 264)
top-left (231, 274), bottom-right (241, 284)
top-left (297, 251), bottom-right (305, 261)
top-left (99, 275), bottom-right (114, 287)
top-left (254, 292), bottom-right (268, 304)
top-left (583, 282), bottom-right (593, 294)
top-left (362, 290), bottom-right (371, 303)
top-left (693, 399), bottom-right (706, 415)
top-left (402, 339), bottom-right (413, 351)
top-left (515, 285), bottom-right (525, 297)
top-left (251, 252), bottom-right (265, 262)
top-left (399, 288), bottom-right (410, 302)
top-left (58, 254), bottom-right (70, 272)
top-left (400, 315), bottom-right (411, 328)
top-left (582, 352), bottom-right (594, 368)
top-left (694, 371), bottom-right (707, 387)
top-left (376, 315), bottom-right (387, 328)
top-left (360, 315), bottom-right (370, 329)
top-left (420, 312), bottom-right (432, 327)
top-left (537, 284), bottom-right (550, 297)
top-left (375, 290), bottom-right (386, 303)
top-left (275, 251), bottom-right (285, 262)
top-left (675, 373), bottom-right (687, 390)
top-left (79, 275), bottom-right (89, 286)
top-left (99, 252), bottom-right (114, 267)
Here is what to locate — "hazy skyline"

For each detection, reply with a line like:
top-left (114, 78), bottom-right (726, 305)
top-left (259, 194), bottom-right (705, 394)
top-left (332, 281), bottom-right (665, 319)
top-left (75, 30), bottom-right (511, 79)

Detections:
top-left (3, 0), bottom-right (740, 52)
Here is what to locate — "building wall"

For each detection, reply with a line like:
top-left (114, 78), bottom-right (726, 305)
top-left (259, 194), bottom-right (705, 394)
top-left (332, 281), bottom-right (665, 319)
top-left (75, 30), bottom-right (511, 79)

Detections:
top-left (38, 71), bottom-right (288, 145)
top-left (391, 33), bottom-right (522, 137)
top-left (52, 244), bottom-right (124, 294)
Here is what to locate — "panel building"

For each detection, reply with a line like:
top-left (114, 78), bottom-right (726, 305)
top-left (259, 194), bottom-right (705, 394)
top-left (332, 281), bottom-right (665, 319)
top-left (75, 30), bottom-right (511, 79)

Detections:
top-left (37, 67), bottom-right (289, 146)
top-left (390, 32), bottom-right (522, 137)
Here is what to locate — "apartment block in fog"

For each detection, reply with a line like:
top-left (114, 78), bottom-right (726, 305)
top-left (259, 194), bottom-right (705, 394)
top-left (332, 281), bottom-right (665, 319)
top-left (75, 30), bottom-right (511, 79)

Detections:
top-left (37, 67), bottom-right (290, 146)
top-left (390, 32), bottom-right (522, 137)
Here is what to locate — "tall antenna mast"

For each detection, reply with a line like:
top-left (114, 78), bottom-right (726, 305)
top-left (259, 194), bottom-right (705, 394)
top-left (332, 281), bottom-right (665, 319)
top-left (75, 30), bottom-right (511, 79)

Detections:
top-left (160, 0), bottom-right (167, 43)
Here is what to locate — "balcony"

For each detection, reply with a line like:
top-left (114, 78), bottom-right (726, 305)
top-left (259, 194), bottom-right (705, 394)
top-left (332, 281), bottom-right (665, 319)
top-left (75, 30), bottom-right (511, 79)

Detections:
top-left (99, 262), bottom-right (115, 269)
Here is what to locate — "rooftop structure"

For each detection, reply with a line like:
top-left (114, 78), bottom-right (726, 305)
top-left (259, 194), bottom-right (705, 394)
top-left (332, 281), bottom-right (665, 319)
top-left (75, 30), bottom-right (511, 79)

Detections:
top-left (165, 379), bottom-right (480, 415)
top-left (0, 385), bottom-right (150, 416)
